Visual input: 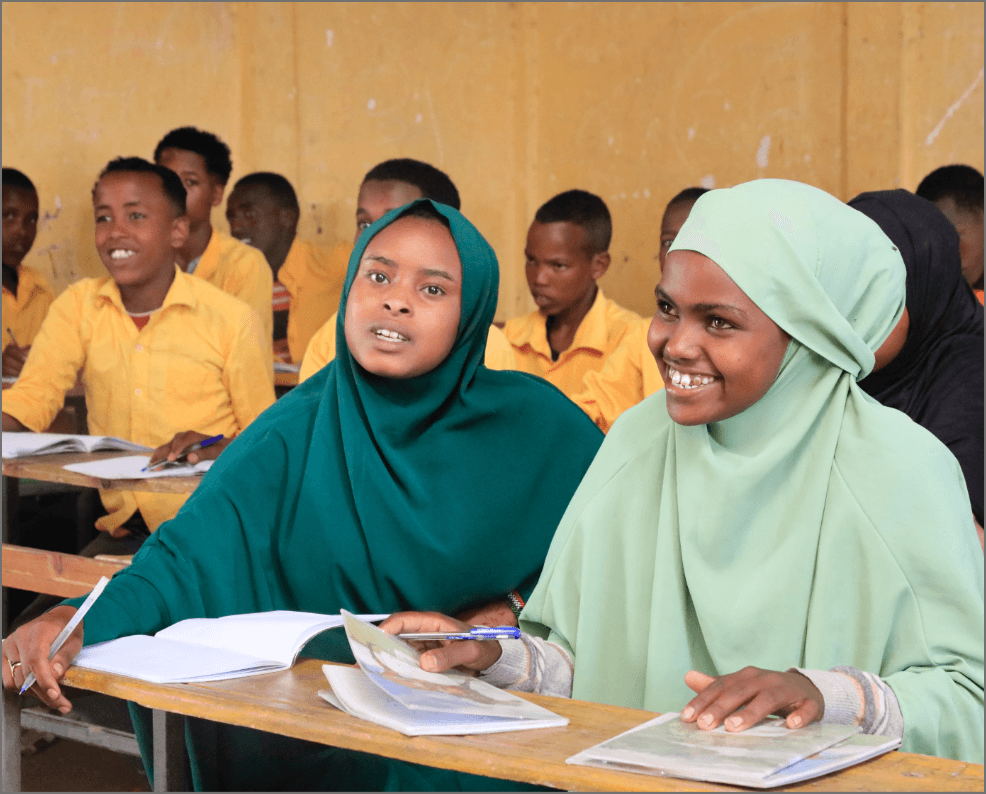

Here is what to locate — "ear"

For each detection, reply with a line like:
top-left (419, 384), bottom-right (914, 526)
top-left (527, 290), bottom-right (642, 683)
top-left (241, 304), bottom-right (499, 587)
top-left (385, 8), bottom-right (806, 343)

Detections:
top-left (170, 215), bottom-right (191, 251)
top-left (210, 181), bottom-right (226, 208)
top-left (590, 251), bottom-right (611, 280)
top-left (279, 207), bottom-right (300, 232)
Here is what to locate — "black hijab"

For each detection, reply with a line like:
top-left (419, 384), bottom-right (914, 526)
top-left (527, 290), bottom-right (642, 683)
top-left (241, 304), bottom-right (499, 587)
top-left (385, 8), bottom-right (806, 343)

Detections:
top-left (851, 189), bottom-right (984, 524)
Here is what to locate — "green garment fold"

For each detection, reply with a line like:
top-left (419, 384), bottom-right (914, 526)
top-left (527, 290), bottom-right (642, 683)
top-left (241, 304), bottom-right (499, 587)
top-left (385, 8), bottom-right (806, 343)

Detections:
top-left (521, 179), bottom-right (984, 763)
top-left (66, 199), bottom-right (602, 790)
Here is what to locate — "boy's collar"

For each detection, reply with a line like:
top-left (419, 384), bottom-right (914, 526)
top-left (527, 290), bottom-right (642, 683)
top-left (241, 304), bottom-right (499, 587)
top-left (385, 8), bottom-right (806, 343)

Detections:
top-left (96, 265), bottom-right (196, 313)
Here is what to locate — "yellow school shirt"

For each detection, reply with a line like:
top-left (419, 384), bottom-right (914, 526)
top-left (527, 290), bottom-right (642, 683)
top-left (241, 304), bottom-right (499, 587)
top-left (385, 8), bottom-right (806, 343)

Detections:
top-left (2, 265), bottom-right (55, 350)
top-left (193, 228), bottom-right (274, 352)
top-left (573, 317), bottom-right (664, 432)
top-left (2, 268), bottom-right (275, 536)
top-left (277, 239), bottom-right (349, 363)
top-left (298, 314), bottom-right (516, 382)
top-left (502, 288), bottom-right (642, 400)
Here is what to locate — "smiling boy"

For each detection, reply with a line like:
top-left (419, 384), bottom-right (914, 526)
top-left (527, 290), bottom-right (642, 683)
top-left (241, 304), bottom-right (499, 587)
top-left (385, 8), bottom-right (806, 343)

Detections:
top-left (225, 172), bottom-right (347, 362)
top-left (2, 157), bottom-right (274, 553)
top-left (299, 158), bottom-right (515, 381)
top-left (503, 189), bottom-right (642, 400)
top-left (2, 168), bottom-right (54, 377)
top-left (154, 127), bottom-right (274, 351)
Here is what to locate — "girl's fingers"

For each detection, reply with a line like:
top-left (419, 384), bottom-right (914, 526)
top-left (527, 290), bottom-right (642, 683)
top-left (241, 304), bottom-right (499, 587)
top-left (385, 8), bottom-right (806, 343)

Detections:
top-left (684, 669), bottom-right (715, 694)
top-left (420, 638), bottom-right (501, 674)
top-left (784, 697), bottom-right (823, 729)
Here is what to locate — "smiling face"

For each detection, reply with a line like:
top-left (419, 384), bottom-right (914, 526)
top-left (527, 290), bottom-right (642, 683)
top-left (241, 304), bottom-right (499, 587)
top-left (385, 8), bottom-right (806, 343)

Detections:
top-left (93, 171), bottom-right (189, 293)
top-left (156, 147), bottom-right (225, 228)
top-left (355, 180), bottom-right (425, 242)
top-left (344, 215), bottom-right (462, 379)
top-left (648, 250), bottom-right (790, 426)
top-left (2, 186), bottom-right (39, 268)
top-left (524, 221), bottom-right (607, 316)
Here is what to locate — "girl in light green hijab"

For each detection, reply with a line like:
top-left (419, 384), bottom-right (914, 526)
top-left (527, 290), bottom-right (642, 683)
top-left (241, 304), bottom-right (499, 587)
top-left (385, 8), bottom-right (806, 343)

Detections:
top-left (384, 179), bottom-right (984, 763)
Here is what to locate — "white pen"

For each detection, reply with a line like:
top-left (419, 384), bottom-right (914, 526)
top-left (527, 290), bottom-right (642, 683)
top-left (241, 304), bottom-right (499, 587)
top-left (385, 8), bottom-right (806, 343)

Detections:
top-left (19, 576), bottom-right (110, 695)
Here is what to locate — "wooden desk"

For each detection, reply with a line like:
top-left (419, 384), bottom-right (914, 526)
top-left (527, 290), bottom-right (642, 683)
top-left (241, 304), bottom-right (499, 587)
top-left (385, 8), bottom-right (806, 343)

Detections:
top-left (274, 371), bottom-right (299, 388)
top-left (55, 658), bottom-right (984, 792)
top-left (2, 452), bottom-right (201, 495)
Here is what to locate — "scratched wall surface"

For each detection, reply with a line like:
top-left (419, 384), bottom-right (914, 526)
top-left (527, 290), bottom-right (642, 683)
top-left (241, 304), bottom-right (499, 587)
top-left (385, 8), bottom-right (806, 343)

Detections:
top-left (2, 2), bottom-right (983, 319)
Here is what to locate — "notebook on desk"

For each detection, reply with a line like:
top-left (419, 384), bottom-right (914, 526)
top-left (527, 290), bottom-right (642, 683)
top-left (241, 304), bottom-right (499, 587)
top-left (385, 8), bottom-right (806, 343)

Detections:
top-left (2, 432), bottom-right (151, 458)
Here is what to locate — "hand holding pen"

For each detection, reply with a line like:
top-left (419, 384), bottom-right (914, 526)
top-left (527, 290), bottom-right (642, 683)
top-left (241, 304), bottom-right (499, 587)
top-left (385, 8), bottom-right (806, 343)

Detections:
top-left (380, 611), bottom-right (507, 675)
top-left (3, 327), bottom-right (30, 377)
top-left (145, 432), bottom-right (227, 472)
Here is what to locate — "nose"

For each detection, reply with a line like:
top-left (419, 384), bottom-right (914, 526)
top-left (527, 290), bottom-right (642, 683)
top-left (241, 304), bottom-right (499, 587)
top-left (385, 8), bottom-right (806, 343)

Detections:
top-left (661, 318), bottom-right (700, 362)
top-left (531, 263), bottom-right (551, 286)
top-left (383, 287), bottom-right (411, 315)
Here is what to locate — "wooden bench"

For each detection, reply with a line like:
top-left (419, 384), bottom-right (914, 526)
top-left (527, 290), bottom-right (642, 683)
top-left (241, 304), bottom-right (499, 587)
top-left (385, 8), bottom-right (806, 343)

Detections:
top-left (1, 545), bottom-right (186, 792)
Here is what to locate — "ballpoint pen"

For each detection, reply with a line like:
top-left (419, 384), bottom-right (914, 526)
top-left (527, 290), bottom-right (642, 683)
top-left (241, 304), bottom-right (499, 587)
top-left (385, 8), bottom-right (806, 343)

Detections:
top-left (398, 626), bottom-right (521, 641)
top-left (20, 576), bottom-right (109, 695)
top-left (143, 434), bottom-right (224, 472)
top-left (5, 328), bottom-right (21, 348)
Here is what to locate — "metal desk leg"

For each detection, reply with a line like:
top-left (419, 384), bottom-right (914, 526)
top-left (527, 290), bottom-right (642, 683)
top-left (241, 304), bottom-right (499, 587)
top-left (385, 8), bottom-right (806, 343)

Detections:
top-left (2, 687), bottom-right (22, 792)
top-left (152, 708), bottom-right (188, 792)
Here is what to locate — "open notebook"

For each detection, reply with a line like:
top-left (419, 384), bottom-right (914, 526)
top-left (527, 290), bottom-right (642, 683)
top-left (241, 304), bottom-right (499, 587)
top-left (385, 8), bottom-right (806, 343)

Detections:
top-left (73, 610), bottom-right (389, 683)
top-left (61, 455), bottom-right (213, 479)
top-left (2, 432), bottom-right (151, 458)
top-left (317, 611), bottom-right (569, 736)
top-left (566, 712), bottom-right (900, 788)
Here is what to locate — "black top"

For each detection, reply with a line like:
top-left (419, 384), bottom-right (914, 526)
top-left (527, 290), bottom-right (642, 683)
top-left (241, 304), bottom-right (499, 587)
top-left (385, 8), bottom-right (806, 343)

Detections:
top-left (851, 189), bottom-right (984, 524)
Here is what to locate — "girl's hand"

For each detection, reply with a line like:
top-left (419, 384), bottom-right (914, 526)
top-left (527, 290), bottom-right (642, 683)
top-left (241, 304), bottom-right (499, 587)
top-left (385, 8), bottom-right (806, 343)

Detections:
top-left (2, 343), bottom-right (29, 377)
top-left (379, 611), bottom-right (503, 675)
top-left (2, 606), bottom-right (83, 713)
top-left (682, 667), bottom-right (824, 731)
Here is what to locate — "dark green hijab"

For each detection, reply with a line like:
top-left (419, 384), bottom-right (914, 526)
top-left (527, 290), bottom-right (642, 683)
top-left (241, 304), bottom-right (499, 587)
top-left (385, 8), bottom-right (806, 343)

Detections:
top-left (69, 199), bottom-right (602, 790)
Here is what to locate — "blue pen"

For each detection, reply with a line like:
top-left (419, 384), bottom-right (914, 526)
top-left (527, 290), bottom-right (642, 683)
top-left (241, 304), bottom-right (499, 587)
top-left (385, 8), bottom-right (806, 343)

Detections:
top-left (143, 434), bottom-right (224, 472)
top-left (398, 627), bottom-right (521, 641)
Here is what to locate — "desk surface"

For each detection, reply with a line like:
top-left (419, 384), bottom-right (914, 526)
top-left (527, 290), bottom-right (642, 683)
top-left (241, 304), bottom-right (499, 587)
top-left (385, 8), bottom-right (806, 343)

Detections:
top-left (2, 452), bottom-right (201, 494)
top-left (61, 658), bottom-right (984, 792)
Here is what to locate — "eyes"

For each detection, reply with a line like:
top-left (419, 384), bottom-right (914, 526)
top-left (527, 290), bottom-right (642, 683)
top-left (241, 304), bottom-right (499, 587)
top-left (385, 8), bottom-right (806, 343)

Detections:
top-left (95, 211), bottom-right (146, 223)
top-left (2, 210), bottom-right (38, 225)
top-left (364, 269), bottom-right (448, 297)
top-left (657, 299), bottom-right (734, 331)
top-left (525, 257), bottom-right (567, 270)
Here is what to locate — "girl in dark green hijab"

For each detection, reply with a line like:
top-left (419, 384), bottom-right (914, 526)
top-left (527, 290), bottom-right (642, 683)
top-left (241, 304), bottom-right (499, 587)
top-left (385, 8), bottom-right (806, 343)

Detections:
top-left (12, 199), bottom-right (602, 790)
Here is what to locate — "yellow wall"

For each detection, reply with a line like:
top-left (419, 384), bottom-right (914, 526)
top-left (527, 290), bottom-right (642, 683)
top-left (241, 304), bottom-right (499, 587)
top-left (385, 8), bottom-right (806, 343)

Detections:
top-left (3, 2), bottom-right (983, 319)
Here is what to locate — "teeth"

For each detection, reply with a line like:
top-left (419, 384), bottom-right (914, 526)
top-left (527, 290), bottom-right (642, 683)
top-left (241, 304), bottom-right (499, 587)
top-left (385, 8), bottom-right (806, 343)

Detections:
top-left (668, 367), bottom-right (714, 389)
top-left (110, 250), bottom-right (135, 260)
top-left (376, 329), bottom-right (409, 342)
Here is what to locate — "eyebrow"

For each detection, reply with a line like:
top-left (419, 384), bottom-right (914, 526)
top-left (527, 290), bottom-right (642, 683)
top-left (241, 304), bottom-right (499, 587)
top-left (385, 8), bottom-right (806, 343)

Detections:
top-left (655, 287), bottom-right (748, 317)
top-left (363, 255), bottom-right (457, 282)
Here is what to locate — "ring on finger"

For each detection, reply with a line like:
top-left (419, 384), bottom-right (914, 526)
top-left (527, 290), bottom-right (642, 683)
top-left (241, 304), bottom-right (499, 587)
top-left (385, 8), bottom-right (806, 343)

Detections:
top-left (8, 659), bottom-right (22, 674)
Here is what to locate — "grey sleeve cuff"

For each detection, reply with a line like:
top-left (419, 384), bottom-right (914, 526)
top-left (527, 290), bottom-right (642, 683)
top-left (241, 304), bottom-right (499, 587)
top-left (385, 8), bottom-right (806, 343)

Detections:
top-left (794, 666), bottom-right (904, 739)
top-left (478, 633), bottom-right (574, 698)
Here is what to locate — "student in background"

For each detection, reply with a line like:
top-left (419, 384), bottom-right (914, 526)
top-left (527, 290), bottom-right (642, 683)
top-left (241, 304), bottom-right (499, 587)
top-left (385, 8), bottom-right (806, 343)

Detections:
top-left (2, 158), bottom-right (274, 558)
top-left (225, 172), bottom-right (347, 363)
top-left (385, 180), bottom-right (984, 764)
top-left (850, 189), bottom-right (984, 543)
top-left (299, 158), bottom-right (515, 381)
top-left (2, 168), bottom-right (54, 377)
top-left (503, 189), bottom-right (642, 401)
top-left (574, 187), bottom-right (708, 432)
top-left (153, 127), bottom-right (274, 350)
top-left (4, 200), bottom-right (603, 790)
top-left (916, 164), bottom-right (984, 303)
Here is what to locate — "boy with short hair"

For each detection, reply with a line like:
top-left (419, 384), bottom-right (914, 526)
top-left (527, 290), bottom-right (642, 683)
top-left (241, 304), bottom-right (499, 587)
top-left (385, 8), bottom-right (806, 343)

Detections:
top-left (502, 189), bottom-right (641, 399)
top-left (916, 164), bottom-right (984, 302)
top-left (2, 157), bottom-right (274, 554)
top-left (225, 172), bottom-right (347, 363)
top-left (299, 159), bottom-right (515, 381)
top-left (574, 187), bottom-right (708, 431)
top-left (153, 127), bottom-right (274, 345)
top-left (2, 168), bottom-right (54, 377)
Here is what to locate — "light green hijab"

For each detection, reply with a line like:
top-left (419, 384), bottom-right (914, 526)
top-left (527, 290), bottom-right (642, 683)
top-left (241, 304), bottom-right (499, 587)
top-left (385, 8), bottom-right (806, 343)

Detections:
top-left (521, 179), bottom-right (984, 762)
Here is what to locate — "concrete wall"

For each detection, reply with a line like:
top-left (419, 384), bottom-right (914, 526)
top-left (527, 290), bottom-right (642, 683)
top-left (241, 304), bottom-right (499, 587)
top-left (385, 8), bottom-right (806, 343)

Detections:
top-left (3, 2), bottom-right (983, 318)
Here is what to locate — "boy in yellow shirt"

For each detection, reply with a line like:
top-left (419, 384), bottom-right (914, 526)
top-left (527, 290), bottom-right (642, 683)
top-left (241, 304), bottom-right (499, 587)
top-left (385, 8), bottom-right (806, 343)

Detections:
top-left (225, 172), bottom-right (347, 363)
top-left (503, 189), bottom-right (641, 399)
top-left (574, 187), bottom-right (708, 431)
top-left (2, 168), bottom-right (54, 377)
top-left (299, 158), bottom-right (515, 380)
top-left (153, 127), bottom-right (274, 352)
top-left (2, 157), bottom-right (274, 558)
